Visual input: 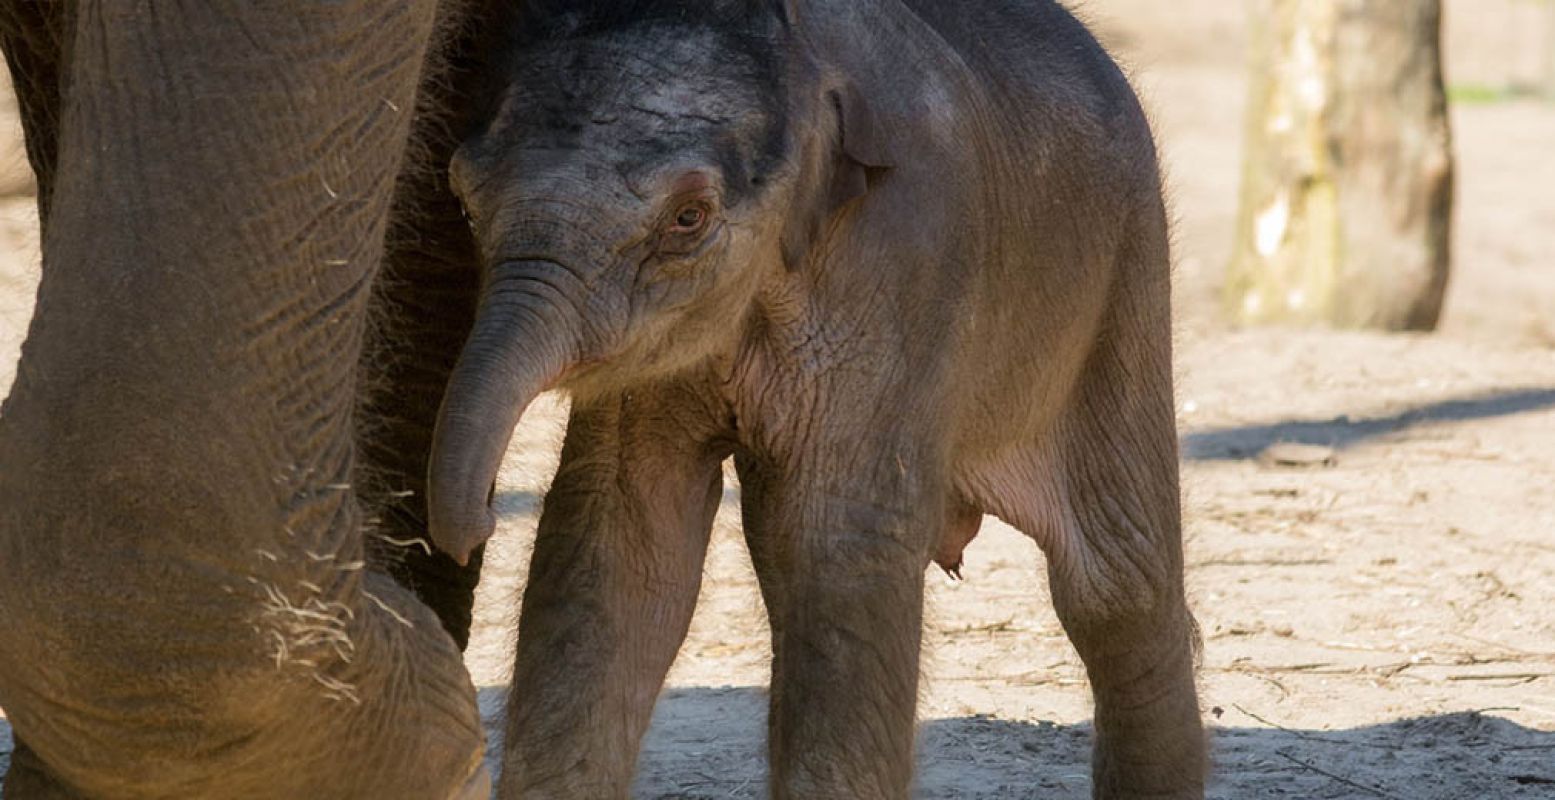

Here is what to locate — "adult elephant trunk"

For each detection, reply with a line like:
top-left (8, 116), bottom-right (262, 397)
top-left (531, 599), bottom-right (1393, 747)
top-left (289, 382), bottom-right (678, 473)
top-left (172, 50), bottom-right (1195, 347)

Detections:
top-left (428, 263), bottom-right (579, 565)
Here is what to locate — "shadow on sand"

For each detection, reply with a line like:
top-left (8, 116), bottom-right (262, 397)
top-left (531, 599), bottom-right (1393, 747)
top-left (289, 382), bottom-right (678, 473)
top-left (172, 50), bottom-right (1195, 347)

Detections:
top-left (1182, 387), bottom-right (1555, 462)
top-left (466, 685), bottom-right (1555, 799)
top-left (2, 688), bottom-right (1551, 797)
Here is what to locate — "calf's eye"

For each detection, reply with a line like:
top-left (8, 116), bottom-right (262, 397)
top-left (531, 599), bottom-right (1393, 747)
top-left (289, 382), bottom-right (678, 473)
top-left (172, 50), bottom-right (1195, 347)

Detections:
top-left (671, 204), bottom-right (708, 233)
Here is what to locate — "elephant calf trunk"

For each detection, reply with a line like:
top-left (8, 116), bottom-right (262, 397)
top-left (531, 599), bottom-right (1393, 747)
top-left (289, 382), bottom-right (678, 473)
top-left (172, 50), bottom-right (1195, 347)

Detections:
top-left (428, 290), bottom-right (573, 564)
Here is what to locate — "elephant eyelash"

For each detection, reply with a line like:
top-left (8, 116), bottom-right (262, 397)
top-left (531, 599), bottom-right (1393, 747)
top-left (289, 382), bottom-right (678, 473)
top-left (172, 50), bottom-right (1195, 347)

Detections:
top-left (658, 218), bottom-right (723, 257)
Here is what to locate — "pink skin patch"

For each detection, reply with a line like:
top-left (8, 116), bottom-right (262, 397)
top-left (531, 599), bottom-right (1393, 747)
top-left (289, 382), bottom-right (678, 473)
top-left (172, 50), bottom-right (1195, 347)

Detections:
top-left (668, 170), bottom-right (717, 199)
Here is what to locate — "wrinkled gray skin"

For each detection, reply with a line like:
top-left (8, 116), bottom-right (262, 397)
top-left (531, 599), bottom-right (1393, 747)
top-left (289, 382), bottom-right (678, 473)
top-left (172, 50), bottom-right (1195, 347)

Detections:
top-left (0, 1), bottom-right (506, 797)
top-left (430, 1), bottom-right (1205, 798)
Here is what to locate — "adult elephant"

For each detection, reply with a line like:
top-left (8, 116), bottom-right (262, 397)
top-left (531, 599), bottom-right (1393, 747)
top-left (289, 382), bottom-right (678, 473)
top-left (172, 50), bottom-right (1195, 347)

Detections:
top-left (0, 2), bottom-right (504, 796)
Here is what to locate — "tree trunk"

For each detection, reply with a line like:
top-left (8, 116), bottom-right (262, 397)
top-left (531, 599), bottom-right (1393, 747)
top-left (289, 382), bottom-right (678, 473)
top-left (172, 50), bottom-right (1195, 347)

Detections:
top-left (1546, 0), bottom-right (1555, 102)
top-left (1225, 0), bottom-right (1454, 331)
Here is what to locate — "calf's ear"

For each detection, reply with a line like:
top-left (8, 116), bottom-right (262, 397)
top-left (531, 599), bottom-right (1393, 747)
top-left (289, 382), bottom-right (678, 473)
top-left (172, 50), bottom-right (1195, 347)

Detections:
top-left (781, 83), bottom-right (895, 271)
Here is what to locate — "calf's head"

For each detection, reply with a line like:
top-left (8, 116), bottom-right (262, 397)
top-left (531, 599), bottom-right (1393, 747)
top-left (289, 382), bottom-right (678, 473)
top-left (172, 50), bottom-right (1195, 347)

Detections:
top-left (426, 1), bottom-right (892, 563)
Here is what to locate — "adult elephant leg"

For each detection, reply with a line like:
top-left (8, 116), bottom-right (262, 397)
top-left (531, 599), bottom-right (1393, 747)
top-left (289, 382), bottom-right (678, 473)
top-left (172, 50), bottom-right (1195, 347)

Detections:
top-left (363, 224), bottom-right (484, 649)
top-left (0, 3), bottom-right (486, 797)
top-left (358, 0), bottom-right (512, 651)
top-left (0, 6), bottom-right (67, 790)
top-left (740, 432), bottom-right (940, 800)
top-left (363, 246), bottom-right (484, 650)
top-left (0, 0), bottom-right (65, 226)
top-left (499, 383), bottom-right (727, 798)
top-left (1043, 243), bottom-right (1205, 798)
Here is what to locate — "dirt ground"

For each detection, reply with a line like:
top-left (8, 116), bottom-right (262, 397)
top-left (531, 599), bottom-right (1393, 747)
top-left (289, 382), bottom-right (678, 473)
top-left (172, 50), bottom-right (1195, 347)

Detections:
top-left (3, 2), bottom-right (1555, 797)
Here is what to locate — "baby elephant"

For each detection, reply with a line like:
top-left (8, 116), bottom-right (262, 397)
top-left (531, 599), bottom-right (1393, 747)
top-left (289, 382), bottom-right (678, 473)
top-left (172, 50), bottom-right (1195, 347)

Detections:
top-left (428, 1), bottom-right (1204, 797)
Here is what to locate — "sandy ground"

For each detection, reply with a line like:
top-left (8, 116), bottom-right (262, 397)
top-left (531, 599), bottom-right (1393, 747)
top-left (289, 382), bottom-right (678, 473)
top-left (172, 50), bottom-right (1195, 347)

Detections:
top-left (4, 2), bottom-right (1555, 797)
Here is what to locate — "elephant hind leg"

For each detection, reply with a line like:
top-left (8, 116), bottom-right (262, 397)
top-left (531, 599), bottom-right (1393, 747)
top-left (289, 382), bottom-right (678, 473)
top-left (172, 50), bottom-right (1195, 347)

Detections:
top-left (1041, 430), bottom-right (1204, 798)
top-left (1047, 333), bottom-right (1204, 796)
top-left (958, 353), bottom-right (1204, 796)
top-left (966, 420), bottom-right (1204, 798)
top-left (956, 206), bottom-right (1203, 797)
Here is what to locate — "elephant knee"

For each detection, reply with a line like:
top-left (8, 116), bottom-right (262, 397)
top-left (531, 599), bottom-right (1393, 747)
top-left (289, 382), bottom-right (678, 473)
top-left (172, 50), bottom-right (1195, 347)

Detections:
top-left (1045, 512), bottom-right (1188, 650)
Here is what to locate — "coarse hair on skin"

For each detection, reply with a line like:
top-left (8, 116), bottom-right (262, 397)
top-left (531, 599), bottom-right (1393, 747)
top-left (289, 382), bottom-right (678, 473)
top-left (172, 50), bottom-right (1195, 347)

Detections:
top-left (515, 0), bottom-right (788, 34)
top-left (356, 0), bottom-right (496, 567)
top-left (509, 0), bottom-right (793, 60)
top-left (497, 0), bottom-right (798, 125)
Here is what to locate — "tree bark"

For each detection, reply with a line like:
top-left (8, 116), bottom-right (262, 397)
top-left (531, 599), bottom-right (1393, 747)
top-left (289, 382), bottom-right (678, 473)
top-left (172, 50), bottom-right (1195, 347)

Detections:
top-left (1226, 0), bottom-right (1454, 331)
top-left (1546, 0), bottom-right (1555, 102)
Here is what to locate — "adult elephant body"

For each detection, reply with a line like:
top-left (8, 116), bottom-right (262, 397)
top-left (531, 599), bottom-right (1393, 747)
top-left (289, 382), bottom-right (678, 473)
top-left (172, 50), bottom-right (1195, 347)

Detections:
top-left (0, 1), bottom-right (499, 796)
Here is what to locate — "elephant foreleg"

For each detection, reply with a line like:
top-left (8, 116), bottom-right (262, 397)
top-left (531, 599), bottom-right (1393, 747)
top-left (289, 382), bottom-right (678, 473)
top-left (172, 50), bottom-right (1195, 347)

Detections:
top-left (498, 381), bottom-right (729, 799)
top-left (738, 437), bottom-right (941, 800)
